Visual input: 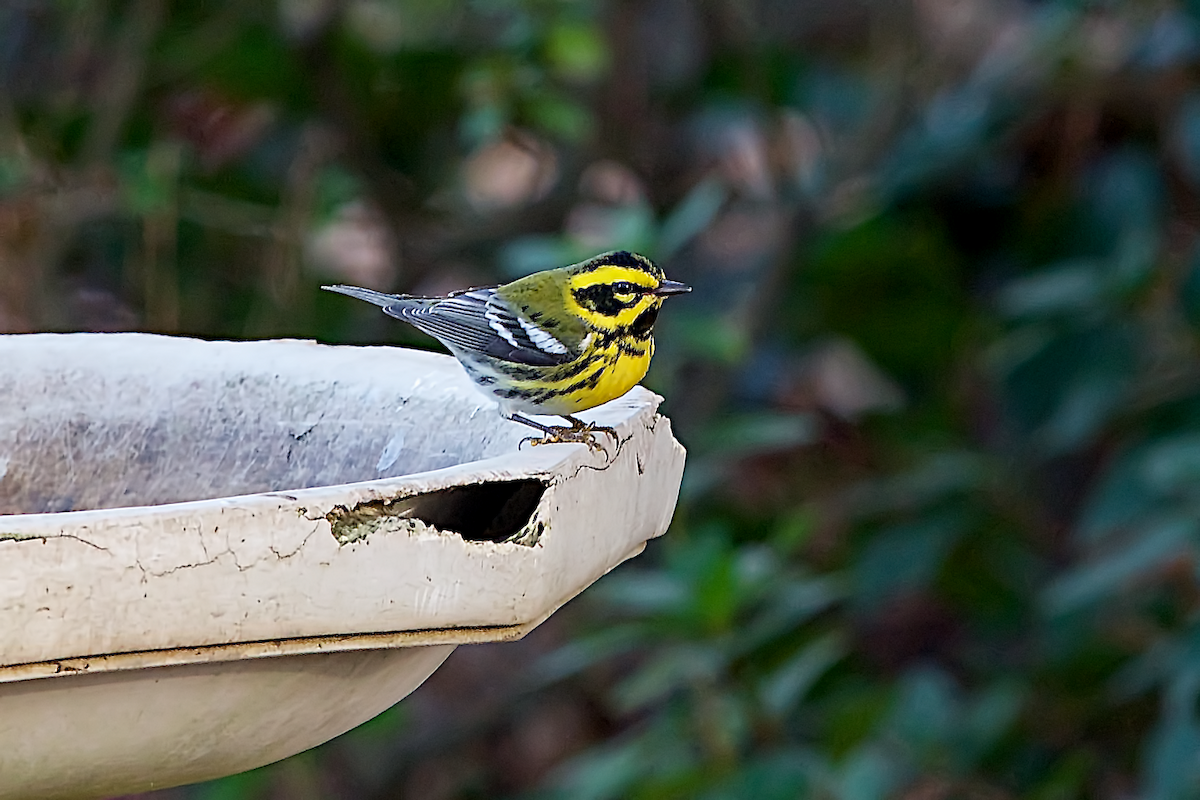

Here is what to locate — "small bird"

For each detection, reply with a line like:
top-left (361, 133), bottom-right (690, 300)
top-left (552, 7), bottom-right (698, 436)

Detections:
top-left (323, 251), bottom-right (690, 450)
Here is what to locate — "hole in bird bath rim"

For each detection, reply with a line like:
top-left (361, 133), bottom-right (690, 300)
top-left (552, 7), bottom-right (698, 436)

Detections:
top-left (326, 479), bottom-right (548, 546)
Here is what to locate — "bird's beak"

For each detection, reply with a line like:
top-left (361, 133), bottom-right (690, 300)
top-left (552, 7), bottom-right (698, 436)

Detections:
top-left (653, 280), bottom-right (692, 296)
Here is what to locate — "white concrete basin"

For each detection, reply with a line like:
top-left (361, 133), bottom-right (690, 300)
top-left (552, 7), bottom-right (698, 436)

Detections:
top-left (0, 334), bottom-right (685, 799)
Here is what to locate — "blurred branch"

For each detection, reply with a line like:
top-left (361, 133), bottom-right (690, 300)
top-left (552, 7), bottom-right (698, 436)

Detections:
top-left (246, 124), bottom-right (331, 336)
top-left (83, 0), bottom-right (164, 166)
top-left (139, 142), bottom-right (181, 332)
top-left (288, 14), bottom-right (416, 279)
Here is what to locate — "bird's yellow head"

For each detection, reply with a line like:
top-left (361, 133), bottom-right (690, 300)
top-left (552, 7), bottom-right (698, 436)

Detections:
top-left (563, 251), bottom-right (690, 336)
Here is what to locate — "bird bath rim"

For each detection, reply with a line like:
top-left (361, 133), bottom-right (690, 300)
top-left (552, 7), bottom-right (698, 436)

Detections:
top-left (0, 334), bottom-right (685, 679)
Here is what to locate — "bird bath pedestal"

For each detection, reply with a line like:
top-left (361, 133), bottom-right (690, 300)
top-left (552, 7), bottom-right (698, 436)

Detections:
top-left (0, 334), bottom-right (685, 799)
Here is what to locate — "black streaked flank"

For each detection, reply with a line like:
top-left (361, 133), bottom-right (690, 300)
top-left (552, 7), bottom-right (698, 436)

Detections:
top-left (618, 340), bottom-right (648, 357)
top-left (556, 366), bottom-right (609, 395)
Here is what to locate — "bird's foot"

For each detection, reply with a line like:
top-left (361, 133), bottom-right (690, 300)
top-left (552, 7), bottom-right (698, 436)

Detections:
top-left (516, 415), bottom-right (617, 454)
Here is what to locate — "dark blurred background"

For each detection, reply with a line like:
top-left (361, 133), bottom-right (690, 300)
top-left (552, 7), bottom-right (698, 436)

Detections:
top-left (6, 0), bottom-right (1200, 798)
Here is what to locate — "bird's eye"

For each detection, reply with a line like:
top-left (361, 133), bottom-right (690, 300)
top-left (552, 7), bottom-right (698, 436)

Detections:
top-left (612, 281), bottom-right (637, 295)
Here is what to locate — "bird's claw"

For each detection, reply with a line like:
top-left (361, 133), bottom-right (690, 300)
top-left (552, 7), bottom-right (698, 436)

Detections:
top-left (519, 422), bottom-right (616, 455)
top-left (566, 416), bottom-right (618, 444)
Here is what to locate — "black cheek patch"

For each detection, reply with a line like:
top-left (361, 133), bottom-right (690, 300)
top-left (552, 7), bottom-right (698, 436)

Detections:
top-left (629, 304), bottom-right (660, 338)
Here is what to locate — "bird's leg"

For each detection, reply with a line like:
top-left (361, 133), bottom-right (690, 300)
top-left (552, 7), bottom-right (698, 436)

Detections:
top-left (506, 412), bottom-right (559, 437)
top-left (505, 412), bottom-right (613, 453)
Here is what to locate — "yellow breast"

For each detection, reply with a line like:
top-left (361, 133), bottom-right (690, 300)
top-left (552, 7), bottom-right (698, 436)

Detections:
top-left (539, 339), bottom-right (653, 415)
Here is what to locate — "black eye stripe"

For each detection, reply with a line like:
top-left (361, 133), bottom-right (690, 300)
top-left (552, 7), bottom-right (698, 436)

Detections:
top-left (573, 284), bottom-right (649, 316)
top-left (573, 284), bottom-right (625, 316)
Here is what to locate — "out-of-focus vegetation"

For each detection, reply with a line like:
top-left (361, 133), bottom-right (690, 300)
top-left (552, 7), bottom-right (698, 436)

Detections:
top-left (9, 0), bottom-right (1200, 798)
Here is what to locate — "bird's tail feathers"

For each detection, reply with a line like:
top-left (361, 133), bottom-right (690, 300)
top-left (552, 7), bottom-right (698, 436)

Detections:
top-left (321, 284), bottom-right (404, 308)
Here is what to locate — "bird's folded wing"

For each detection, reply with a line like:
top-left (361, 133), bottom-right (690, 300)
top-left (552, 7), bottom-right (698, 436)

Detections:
top-left (386, 289), bottom-right (576, 368)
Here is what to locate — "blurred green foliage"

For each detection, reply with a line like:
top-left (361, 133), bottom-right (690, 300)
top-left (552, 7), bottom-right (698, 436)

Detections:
top-left (9, 1), bottom-right (1200, 798)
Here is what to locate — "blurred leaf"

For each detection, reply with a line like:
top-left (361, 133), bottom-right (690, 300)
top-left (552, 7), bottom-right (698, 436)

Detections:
top-left (1141, 433), bottom-right (1200, 496)
top-left (682, 531), bottom-right (741, 633)
top-left (772, 507), bottom-right (818, 553)
top-left (527, 91), bottom-right (593, 141)
top-left (1076, 443), bottom-right (1162, 546)
top-left (696, 411), bottom-right (817, 458)
top-left (853, 510), bottom-right (965, 606)
top-left (996, 260), bottom-right (1108, 319)
top-left (697, 749), bottom-right (816, 800)
top-left (1112, 227), bottom-right (1159, 291)
top-left (545, 738), bottom-right (646, 800)
top-left (1000, 324), bottom-right (1136, 453)
top-left (120, 146), bottom-right (179, 216)
top-left (1179, 240), bottom-right (1200, 330)
top-left (795, 67), bottom-right (880, 139)
top-left (759, 632), bottom-right (847, 718)
top-left (592, 569), bottom-right (689, 617)
top-left (0, 154), bottom-right (28, 195)
top-left (670, 309), bottom-right (750, 364)
top-left (882, 86), bottom-right (994, 195)
top-left (566, 203), bottom-right (656, 253)
top-left (1043, 516), bottom-right (1196, 615)
top-left (1175, 92), bottom-right (1200, 188)
top-left (1135, 10), bottom-right (1200, 69)
top-left (839, 452), bottom-right (986, 520)
top-left (544, 21), bottom-right (609, 82)
top-left (200, 23), bottom-right (306, 105)
top-left (805, 214), bottom-right (966, 378)
top-left (612, 645), bottom-right (723, 713)
top-left (1110, 622), bottom-right (1200, 702)
top-left (1027, 750), bottom-right (1094, 800)
top-left (734, 576), bottom-right (846, 654)
top-left (533, 626), bottom-right (650, 684)
top-left (1081, 149), bottom-right (1164, 256)
top-left (311, 166), bottom-right (364, 222)
top-left (834, 745), bottom-right (902, 800)
top-left (657, 176), bottom-right (727, 257)
top-left (957, 681), bottom-right (1026, 769)
top-left (500, 235), bottom-right (581, 276)
top-left (886, 667), bottom-right (959, 757)
top-left (1039, 372), bottom-right (1131, 454)
top-left (822, 684), bottom-right (894, 759)
top-left (1143, 670), bottom-right (1200, 800)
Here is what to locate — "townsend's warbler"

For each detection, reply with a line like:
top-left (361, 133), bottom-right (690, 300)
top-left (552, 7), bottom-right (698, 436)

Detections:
top-left (323, 250), bottom-right (690, 450)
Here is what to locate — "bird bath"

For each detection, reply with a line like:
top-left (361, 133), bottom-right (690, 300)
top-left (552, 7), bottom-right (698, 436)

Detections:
top-left (0, 334), bottom-right (685, 799)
